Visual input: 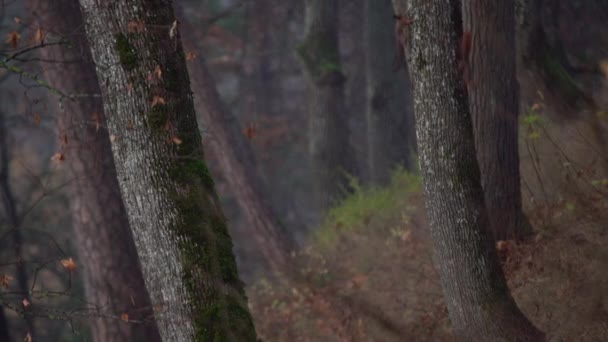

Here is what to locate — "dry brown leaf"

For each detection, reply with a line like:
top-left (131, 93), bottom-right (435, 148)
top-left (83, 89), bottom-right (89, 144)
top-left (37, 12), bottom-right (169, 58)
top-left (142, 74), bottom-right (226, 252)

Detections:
top-left (33, 112), bottom-right (41, 126)
top-left (171, 136), bottom-right (182, 145)
top-left (6, 31), bottom-right (21, 49)
top-left (60, 133), bottom-right (68, 146)
top-left (92, 112), bottom-right (101, 132)
top-left (0, 274), bottom-right (14, 288)
top-left (60, 257), bottom-right (77, 272)
top-left (185, 51), bottom-right (197, 61)
top-left (154, 65), bottom-right (162, 80)
top-left (51, 152), bottom-right (65, 163)
top-left (120, 313), bottom-right (129, 322)
top-left (127, 20), bottom-right (145, 33)
top-left (151, 95), bottom-right (166, 107)
top-left (33, 28), bottom-right (45, 44)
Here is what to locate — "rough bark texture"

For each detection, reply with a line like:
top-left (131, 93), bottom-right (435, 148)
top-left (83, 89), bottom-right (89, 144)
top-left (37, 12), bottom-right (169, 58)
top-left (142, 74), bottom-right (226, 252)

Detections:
top-left (26, 1), bottom-right (162, 340)
top-left (179, 12), bottom-right (296, 277)
top-left (463, 0), bottom-right (533, 241)
top-left (365, 0), bottom-right (414, 185)
top-left (399, 0), bottom-right (545, 340)
top-left (298, 0), bottom-right (357, 211)
top-left (78, 1), bottom-right (257, 341)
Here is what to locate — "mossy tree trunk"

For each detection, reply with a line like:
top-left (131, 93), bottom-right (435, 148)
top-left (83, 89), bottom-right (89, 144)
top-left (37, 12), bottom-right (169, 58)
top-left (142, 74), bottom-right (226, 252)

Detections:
top-left (365, 0), bottom-right (415, 185)
top-left (178, 10), bottom-right (296, 277)
top-left (78, 1), bottom-right (257, 341)
top-left (26, 1), bottom-right (162, 340)
top-left (298, 0), bottom-right (357, 212)
top-left (463, 0), bottom-right (533, 241)
top-left (397, 0), bottom-right (545, 340)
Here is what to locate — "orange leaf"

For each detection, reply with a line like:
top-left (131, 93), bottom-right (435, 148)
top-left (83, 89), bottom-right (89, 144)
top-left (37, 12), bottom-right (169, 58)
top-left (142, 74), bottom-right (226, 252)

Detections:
top-left (244, 123), bottom-right (256, 140)
top-left (0, 274), bottom-right (14, 288)
top-left (6, 31), bottom-right (21, 49)
top-left (151, 96), bottom-right (166, 107)
top-left (154, 65), bottom-right (162, 80)
top-left (127, 20), bottom-right (145, 33)
top-left (50, 152), bottom-right (65, 163)
top-left (185, 51), bottom-right (197, 61)
top-left (60, 133), bottom-right (68, 146)
top-left (171, 136), bottom-right (182, 145)
top-left (60, 257), bottom-right (77, 272)
top-left (92, 112), bottom-right (101, 132)
top-left (33, 28), bottom-right (45, 44)
top-left (120, 313), bottom-right (129, 322)
top-left (33, 112), bottom-right (41, 126)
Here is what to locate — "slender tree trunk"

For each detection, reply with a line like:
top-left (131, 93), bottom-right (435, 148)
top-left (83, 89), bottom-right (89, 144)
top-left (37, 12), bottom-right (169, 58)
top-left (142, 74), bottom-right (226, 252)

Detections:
top-left (0, 110), bottom-right (33, 338)
top-left (298, 0), bottom-right (357, 211)
top-left (25, 1), bottom-right (162, 340)
top-left (179, 11), bottom-right (296, 277)
top-left (463, 0), bottom-right (533, 241)
top-left (0, 307), bottom-right (9, 342)
top-left (78, 1), bottom-right (257, 340)
top-left (365, 0), bottom-right (414, 185)
top-left (399, 0), bottom-right (545, 340)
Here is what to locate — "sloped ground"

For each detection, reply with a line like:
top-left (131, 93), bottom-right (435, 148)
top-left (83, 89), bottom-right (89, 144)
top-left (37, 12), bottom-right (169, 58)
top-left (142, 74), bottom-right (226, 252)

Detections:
top-left (249, 112), bottom-right (608, 341)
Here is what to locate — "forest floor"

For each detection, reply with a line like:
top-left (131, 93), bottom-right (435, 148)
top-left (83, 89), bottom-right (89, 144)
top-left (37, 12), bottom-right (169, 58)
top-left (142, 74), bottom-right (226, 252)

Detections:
top-left (249, 114), bottom-right (608, 341)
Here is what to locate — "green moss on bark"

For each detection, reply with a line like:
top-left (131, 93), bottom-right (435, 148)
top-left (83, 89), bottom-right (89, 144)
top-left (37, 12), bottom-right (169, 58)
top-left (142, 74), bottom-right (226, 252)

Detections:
top-left (297, 32), bottom-right (342, 82)
top-left (114, 33), bottom-right (138, 70)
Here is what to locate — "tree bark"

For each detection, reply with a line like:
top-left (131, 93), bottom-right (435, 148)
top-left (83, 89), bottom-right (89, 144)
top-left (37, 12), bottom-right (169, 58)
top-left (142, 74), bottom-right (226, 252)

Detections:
top-left (0, 306), bottom-right (9, 342)
top-left (0, 110), bottom-right (17, 342)
top-left (463, 0), bottom-right (533, 241)
top-left (179, 10), bottom-right (296, 277)
top-left (399, 0), bottom-right (545, 340)
top-left (78, 1), bottom-right (257, 341)
top-left (365, 0), bottom-right (414, 185)
top-left (0, 111), bottom-right (33, 338)
top-left (298, 0), bottom-right (357, 211)
top-left (26, 1), bottom-right (162, 340)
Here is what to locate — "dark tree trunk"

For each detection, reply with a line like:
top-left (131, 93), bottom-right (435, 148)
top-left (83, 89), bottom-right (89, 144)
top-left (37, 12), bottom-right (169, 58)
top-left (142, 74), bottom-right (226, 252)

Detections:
top-left (78, 0), bottom-right (257, 340)
top-left (0, 111), bottom-right (33, 338)
top-left (25, 1), bottom-right (162, 340)
top-left (179, 11), bottom-right (296, 277)
top-left (0, 307), bottom-right (9, 342)
top-left (0, 110), bottom-right (16, 342)
top-left (365, 0), bottom-right (415, 185)
top-left (397, 0), bottom-right (545, 340)
top-left (298, 0), bottom-right (357, 211)
top-left (463, 0), bottom-right (533, 241)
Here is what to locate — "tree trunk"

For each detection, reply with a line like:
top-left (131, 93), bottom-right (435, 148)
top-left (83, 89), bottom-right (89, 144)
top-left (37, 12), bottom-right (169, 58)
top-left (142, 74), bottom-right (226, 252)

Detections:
top-left (26, 1), bottom-right (162, 340)
top-left (0, 307), bottom-right (9, 342)
top-left (0, 110), bottom-right (33, 338)
top-left (399, 0), bottom-right (545, 340)
top-left (0, 110), bottom-right (17, 342)
top-left (365, 0), bottom-right (414, 185)
top-left (178, 10), bottom-right (296, 277)
top-left (78, 1), bottom-right (257, 341)
top-left (298, 0), bottom-right (357, 211)
top-left (463, 0), bottom-right (533, 241)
